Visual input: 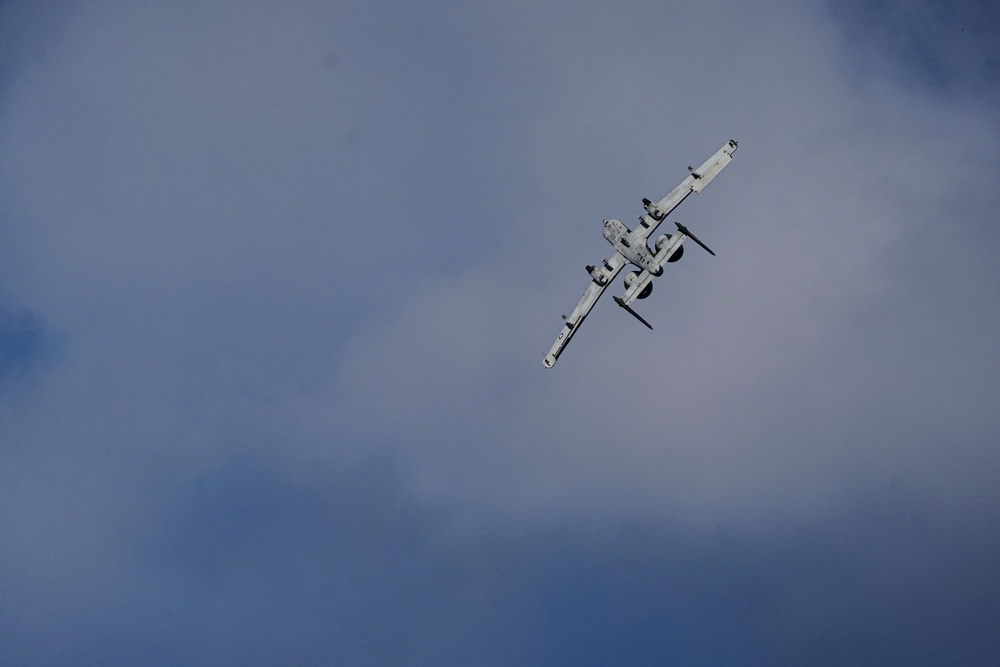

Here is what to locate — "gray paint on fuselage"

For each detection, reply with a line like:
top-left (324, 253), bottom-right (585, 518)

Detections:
top-left (602, 219), bottom-right (662, 275)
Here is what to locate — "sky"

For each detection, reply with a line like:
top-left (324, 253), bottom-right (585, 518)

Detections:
top-left (1, 0), bottom-right (998, 664)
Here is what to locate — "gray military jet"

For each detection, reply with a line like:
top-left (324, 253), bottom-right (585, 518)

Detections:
top-left (543, 140), bottom-right (738, 368)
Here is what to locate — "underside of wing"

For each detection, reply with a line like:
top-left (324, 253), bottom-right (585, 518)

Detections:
top-left (543, 253), bottom-right (627, 368)
top-left (691, 139), bottom-right (737, 193)
top-left (635, 140), bottom-right (738, 242)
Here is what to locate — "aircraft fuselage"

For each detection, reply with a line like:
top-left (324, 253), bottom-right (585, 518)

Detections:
top-left (602, 219), bottom-right (662, 275)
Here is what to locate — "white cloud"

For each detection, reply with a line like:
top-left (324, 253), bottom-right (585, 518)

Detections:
top-left (1, 1), bottom-right (999, 663)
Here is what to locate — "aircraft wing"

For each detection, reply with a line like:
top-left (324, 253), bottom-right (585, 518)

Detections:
top-left (542, 252), bottom-right (628, 368)
top-left (636, 139), bottom-right (737, 242)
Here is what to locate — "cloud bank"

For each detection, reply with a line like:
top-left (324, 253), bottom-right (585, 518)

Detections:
top-left (1, 1), bottom-right (998, 664)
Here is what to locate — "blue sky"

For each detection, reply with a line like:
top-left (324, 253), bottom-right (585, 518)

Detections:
top-left (1, 1), bottom-right (999, 665)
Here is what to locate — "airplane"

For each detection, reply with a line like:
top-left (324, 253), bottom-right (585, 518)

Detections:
top-left (542, 140), bottom-right (738, 368)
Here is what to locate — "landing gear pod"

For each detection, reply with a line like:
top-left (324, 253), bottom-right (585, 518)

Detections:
top-left (642, 198), bottom-right (667, 221)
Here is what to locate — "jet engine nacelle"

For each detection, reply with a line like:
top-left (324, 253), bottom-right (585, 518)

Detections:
top-left (624, 271), bottom-right (653, 299)
top-left (655, 234), bottom-right (684, 263)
